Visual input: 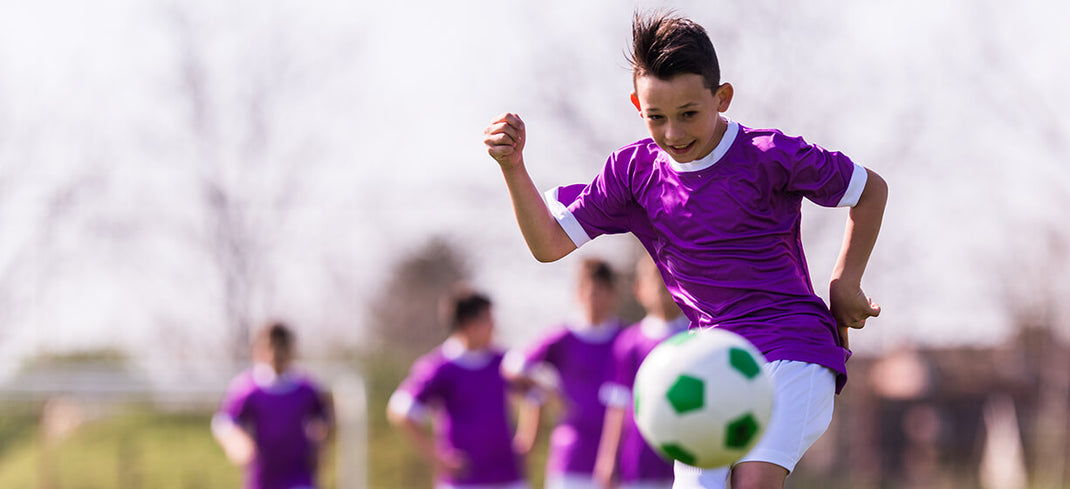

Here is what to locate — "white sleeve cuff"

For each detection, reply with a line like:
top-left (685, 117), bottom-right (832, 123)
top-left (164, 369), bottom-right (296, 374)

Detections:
top-left (543, 187), bottom-right (592, 247)
top-left (501, 350), bottom-right (530, 377)
top-left (836, 163), bottom-right (868, 207)
top-left (211, 413), bottom-right (239, 437)
top-left (387, 390), bottom-right (428, 422)
top-left (600, 383), bottom-right (632, 408)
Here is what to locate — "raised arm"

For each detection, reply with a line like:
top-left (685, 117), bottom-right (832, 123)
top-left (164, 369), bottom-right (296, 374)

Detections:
top-left (484, 113), bottom-right (577, 262)
top-left (830, 167), bottom-right (888, 348)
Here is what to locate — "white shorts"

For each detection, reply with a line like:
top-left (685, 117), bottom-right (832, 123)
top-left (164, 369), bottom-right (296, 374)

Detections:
top-left (544, 474), bottom-right (599, 489)
top-left (672, 360), bottom-right (836, 489)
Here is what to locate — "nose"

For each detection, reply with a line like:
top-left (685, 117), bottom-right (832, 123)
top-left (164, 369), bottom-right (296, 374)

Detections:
top-left (664, 121), bottom-right (685, 142)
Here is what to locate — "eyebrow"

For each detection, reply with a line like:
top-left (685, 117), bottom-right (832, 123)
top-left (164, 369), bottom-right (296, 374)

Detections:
top-left (645, 101), bottom-right (699, 113)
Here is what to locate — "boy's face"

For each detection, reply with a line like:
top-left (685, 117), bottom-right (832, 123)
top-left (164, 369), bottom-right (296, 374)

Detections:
top-left (577, 276), bottom-right (616, 320)
top-left (632, 73), bottom-right (733, 163)
top-left (254, 340), bottom-right (293, 374)
top-left (461, 307), bottom-right (495, 349)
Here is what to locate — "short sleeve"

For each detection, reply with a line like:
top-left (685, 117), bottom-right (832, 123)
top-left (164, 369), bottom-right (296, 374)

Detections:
top-left (217, 375), bottom-right (252, 423)
top-left (780, 134), bottom-right (867, 208)
top-left (308, 381), bottom-right (331, 423)
top-left (510, 329), bottom-right (563, 373)
top-left (546, 151), bottom-right (636, 247)
top-left (389, 356), bottom-right (444, 422)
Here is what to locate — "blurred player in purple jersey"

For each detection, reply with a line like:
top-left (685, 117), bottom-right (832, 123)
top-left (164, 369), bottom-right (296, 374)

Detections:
top-left (595, 254), bottom-right (687, 489)
top-left (388, 286), bottom-right (529, 489)
top-left (502, 258), bottom-right (623, 489)
top-left (484, 10), bottom-right (887, 489)
top-left (212, 322), bottom-right (332, 489)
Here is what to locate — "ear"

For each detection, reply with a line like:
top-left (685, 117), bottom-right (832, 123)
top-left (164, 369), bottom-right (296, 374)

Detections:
top-left (715, 83), bottom-right (734, 113)
top-left (630, 92), bottom-right (642, 113)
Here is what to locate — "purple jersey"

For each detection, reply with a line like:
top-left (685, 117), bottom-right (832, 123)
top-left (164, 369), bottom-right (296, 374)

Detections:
top-left (390, 339), bottom-right (523, 486)
top-left (216, 366), bottom-right (329, 489)
top-left (547, 120), bottom-right (867, 392)
top-left (603, 316), bottom-right (690, 483)
top-left (506, 322), bottom-right (622, 476)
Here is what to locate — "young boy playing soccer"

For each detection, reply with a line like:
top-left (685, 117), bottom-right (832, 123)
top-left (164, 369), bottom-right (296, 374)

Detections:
top-left (502, 258), bottom-right (623, 489)
top-left (594, 253), bottom-right (688, 489)
top-left (483, 11), bottom-right (887, 489)
top-left (212, 322), bottom-right (333, 489)
top-left (388, 287), bottom-right (529, 489)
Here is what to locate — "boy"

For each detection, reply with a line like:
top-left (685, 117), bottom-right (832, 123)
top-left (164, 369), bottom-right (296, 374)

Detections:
top-left (212, 322), bottom-right (332, 489)
top-left (483, 11), bottom-right (887, 489)
top-left (387, 287), bottom-right (528, 489)
top-left (594, 254), bottom-right (688, 489)
top-left (502, 258), bottom-right (623, 489)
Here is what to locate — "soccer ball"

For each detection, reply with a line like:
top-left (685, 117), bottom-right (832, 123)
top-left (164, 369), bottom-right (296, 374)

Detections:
top-left (633, 328), bottom-right (774, 469)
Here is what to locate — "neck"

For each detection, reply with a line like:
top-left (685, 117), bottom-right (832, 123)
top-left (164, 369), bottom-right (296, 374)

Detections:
top-left (451, 333), bottom-right (483, 351)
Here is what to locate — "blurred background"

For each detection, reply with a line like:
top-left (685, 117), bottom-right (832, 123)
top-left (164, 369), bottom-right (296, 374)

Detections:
top-left (0, 0), bottom-right (1067, 487)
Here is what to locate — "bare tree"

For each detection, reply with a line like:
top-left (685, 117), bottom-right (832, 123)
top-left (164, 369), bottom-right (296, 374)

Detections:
top-left (160, 3), bottom-right (337, 362)
top-left (367, 236), bottom-right (471, 359)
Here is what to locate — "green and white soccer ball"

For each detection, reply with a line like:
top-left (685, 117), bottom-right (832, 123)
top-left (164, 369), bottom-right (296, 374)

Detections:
top-left (633, 328), bottom-right (774, 469)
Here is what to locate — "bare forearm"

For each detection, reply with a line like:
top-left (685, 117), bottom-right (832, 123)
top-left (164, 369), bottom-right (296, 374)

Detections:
top-left (500, 162), bottom-right (576, 262)
top-left (833, 168), bottom-right (887, 285)
top-left (594, 406), bottom-right (626, 488)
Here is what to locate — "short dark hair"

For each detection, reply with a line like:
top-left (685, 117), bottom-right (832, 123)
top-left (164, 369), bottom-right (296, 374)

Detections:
top-left (579, 257), bottom-right (617, 289)
top-left (441, 285), bottom-right (492, 332)
top-left (258, 321), bottom-right (295, 350)
top-left (629, 10), bottom-right (720, 92)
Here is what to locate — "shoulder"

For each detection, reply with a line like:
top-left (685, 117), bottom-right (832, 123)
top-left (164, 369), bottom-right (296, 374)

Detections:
top-left (607, 138), bottom-right (663, 170)
top-left (534, 324), bottom-right (575, 345)
top-left (409, 347), bottom-right (449, 378)
top-left (735, 124), bottom-right (822, 162)
top-left (225, 369), bottom-right (259, 396)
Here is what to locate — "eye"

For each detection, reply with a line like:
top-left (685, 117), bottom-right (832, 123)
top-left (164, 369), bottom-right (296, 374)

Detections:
top-left (647, 114), bottom-right (665, 122)
top-left (682, 111), bottom-right (699, 119)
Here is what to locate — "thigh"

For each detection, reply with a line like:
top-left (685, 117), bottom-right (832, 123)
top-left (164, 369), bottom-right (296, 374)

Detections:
top-left (737, 360), bottom-right (835, 473)
top-left (670, 361), bottom-right (835, 489)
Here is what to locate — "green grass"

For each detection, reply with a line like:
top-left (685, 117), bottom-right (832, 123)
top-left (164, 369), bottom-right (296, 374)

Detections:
top-left (0, 407), bottom-right (337, 489)
top-left (0, 353), bottom-right (553, 489)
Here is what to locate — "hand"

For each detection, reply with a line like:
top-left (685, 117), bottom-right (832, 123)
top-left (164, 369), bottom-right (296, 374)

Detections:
top-left (593, 457), bottom-right (618, 489)
top-left (484, 113), bottom-right (526, 169)
top-left (829, 280), bottom-right (880, 348)
top-left (433, 450), bottom-right (467, 478)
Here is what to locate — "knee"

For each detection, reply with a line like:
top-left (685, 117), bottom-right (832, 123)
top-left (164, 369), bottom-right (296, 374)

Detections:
top-left (729, 462), bottom-right (787, 489)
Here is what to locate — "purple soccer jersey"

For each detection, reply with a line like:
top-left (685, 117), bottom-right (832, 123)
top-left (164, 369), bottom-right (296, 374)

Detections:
top-left (547, 120), bottom-right (867, 392)
top-left (390, 339), bottom-right (524, 486)
top-left (603, 316), bottom-right (690, 483)
top-left (216, 366), bottom-right (329, 489)
top-left (506, 322), bottom-right (622, 477)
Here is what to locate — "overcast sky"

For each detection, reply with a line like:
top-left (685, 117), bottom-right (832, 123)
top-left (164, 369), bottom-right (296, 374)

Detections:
top-left (0, 0), bottom-right (1067, 376)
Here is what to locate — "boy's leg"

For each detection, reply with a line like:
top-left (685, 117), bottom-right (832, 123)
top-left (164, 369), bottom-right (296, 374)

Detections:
top-left (728, 462), bottom-right (787, 488)
top-left (671, 360), bottom-right (836, 489)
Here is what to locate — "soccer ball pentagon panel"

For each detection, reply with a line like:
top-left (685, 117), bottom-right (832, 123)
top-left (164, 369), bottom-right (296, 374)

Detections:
top-left (633, 328), bottom-right (774, 469)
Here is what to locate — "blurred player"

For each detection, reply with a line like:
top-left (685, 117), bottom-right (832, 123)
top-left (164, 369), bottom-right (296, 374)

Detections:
top-left (594, 254), bottom-right (688, 489)
top-left (503, 258), bottom-right (623, 489)
top-left (484, 10), bottom-right (886, 489)
top-left (387, 286), bottom-right (529, 489)
top-left (212, 321), bottom-right (332, 489)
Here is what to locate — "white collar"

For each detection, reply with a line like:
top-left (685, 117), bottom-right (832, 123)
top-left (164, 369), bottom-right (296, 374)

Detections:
top-left (567, 319), bottom-right (620, 343)
top-left (252, 363), bottom-right (300, 393)
top-left (667, 119), bottom-right (739, 173)
top-left (639, 314), bottom-right (690, 340)
top-left (442, 337), bottom-right (494, 370)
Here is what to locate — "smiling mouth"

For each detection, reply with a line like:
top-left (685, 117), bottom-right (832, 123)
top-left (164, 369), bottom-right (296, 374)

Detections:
top-left (667, 142), bottom-right (695, 154)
